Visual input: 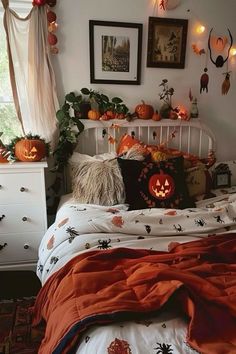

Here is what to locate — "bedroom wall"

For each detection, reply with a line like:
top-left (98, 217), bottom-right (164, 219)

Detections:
top-left (52, 0), bottom-right (236, 161)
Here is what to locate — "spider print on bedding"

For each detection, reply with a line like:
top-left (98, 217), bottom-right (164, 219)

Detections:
top-left (154, 342), bottom-right (173, 354)
top-left (97, 239), bottom-right (112, 249)
top-left (194, 218), bottom-right (206, 227)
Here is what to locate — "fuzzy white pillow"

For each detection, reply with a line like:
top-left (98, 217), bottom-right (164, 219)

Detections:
top-left (69, 147), bottom-right (145, 206)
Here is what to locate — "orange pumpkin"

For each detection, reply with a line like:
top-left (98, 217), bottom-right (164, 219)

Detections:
top-left (152, 111), bottom-right (161, 121)
top-left (135, 100), bottom-right (154, 119)
top-left (15, 139), bottom-right (46, 162)
top-left (88, 110), bottom-right (100, 120)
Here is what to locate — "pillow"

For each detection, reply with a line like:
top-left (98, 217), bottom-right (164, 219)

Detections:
top-left (185, 163), bottom-right (213, 198)
top-left (117, 156), bottom-right (195, 210)
top-left (69, 147), bottom-right (146, 206)
top-left (117, 134), bottom-right (213, 169)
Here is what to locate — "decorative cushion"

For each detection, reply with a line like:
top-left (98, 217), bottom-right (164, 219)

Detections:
top-left (185, 163), bottom-right (213, 198)
top-left (69, 147), bottom-right (146, 206)
top-left (117, 134), bottom-right (214, 169)
top-left (118, 156), bottom-right (195, 210)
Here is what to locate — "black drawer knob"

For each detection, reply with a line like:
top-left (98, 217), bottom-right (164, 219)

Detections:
top-left (20, 187), bottom-right (26, 192)
top-left (22, 216), bottom-right (28, 222)
top-left (0, 215), bottom-right (5, 221)
top-left (24, 244), bottom-right (29, 250)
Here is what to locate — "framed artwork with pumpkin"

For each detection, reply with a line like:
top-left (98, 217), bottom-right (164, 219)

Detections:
top-left (147, 17), bottom-right (188, 69)
top-left (89, 20), bottom-right (143, 85)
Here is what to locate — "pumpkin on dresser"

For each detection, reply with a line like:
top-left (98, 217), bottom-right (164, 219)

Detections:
top-left (135, 100), bottom-right (154, 119)
top-left (6, 134), bottom-right (49, 162)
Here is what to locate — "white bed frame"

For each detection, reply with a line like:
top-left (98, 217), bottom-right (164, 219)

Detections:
top-left (76, 118), bottom-right (216, 158)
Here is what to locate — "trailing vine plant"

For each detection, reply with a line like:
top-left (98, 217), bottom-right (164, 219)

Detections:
top-left (53, 91), bottom-right (85, 172)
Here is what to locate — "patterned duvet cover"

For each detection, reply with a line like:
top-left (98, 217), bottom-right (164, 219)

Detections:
top-left (34, 191), bottom-right (236, 354)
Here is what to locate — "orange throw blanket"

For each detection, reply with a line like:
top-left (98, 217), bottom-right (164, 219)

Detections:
top-left (33, 233), bottom-right (236, 354)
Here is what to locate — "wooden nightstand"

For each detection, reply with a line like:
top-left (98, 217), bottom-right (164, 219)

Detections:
top-left (0, 162), bottom-right (47, 271)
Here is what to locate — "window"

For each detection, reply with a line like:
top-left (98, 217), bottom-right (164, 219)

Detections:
top-left (0, 1), bottom-right (32, 144)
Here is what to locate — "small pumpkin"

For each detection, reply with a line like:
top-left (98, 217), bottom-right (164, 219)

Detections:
top-left (88, 109), bottom-right (100, 120)
top-left (135, 100), bottom-right (154, 119)
top-left (15, 138), bottom-right (46, 162)
top-left (169, 111), bottom-right (178, 120)
top-left (152, 111), bottom-right (161, 121)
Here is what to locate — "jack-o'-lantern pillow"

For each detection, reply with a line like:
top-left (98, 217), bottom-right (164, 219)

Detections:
top-left (117, 156), bottom-right (195, 210)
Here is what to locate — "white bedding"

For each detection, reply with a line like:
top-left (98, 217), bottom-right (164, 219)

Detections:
top-left (36, 191), bottom-right (236, 354)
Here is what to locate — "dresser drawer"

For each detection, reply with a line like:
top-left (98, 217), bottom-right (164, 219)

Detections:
top-left (0, 233), bottom-right (41, 265)
top-left (0, 171), bottom-right (44, 204)
top-left (0, 205), bottom-right (46, 233)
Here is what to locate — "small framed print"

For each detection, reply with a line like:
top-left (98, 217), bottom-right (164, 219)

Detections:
top-left (89, 20), bottom-right (143, 85)
top-left (212, 164), bottom-right (231, 189)
top-left (147, 17), bottom-right (188, 69)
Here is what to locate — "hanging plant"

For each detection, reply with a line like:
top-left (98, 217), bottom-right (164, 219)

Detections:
top-left (53, 92), bottom-right (85, 172)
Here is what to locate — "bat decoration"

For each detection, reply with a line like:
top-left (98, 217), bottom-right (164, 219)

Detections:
top-left (208, 28), bottom-right (233, 68)
top-left (200, 67), bottom-right (209, 93)
top-left (222, 71), bottom-right (231, 95)
top-left (192, 44), bottom-right (206, 55)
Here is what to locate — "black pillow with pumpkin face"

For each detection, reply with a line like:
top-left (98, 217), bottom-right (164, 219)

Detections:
top-left (117, 156), bottom-right (195, 210)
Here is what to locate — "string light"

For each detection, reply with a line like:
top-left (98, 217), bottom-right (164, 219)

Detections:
top-left (196, 24), bottom-right (205, 34)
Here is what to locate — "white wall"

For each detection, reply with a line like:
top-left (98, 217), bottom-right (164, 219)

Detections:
top-left (52, 0), bottom-right (236, 161)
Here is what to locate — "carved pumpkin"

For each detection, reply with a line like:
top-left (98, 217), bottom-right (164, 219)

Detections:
top-left (15, 139), bottom-right (46, 162)
top-left (135, 100), bottom-right (154, 119)
top-left (149, 171), bottom-right (175, 200)
top-left (88, 109), bottom-right (100, 120)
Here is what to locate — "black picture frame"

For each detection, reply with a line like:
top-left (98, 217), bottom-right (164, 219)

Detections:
top-left (147, 17), bottom-right (188, 69)
top-left (89, 20), bottom-right (143, 85)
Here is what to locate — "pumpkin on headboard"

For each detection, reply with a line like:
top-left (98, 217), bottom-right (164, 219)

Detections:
top-left (15, 138), bottom-right (47, 162)
top-left (135, 100), bottom-right (154, 119)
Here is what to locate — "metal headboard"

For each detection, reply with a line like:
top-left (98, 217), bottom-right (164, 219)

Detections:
top-left (76, 119), bottom-right (216, 158)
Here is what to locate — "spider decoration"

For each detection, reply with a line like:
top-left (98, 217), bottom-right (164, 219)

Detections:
top-left (173, 224), bottom-right (183, 232)
top-left (208, 28), bottom-right (233, 68)
top-left (154, 342), bottom-right (173, 354)
top-left (145, 225), bottom-right (151, 234)
top-left (66, 227), bottom-right (80, 239)
top-left (50, 256), bottom-right (59, 264)
top-left (97, 239), bottom-right (111, 249)
top-left (214, 215), bottom-right (225, 224)
top-left (38, 264), bottom-right (44, 273)
top-left (194, 218), bottom-right (206, 227)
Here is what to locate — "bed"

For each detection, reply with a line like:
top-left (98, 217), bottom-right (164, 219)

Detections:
top-left (33, 119), bottom-right (236, 354)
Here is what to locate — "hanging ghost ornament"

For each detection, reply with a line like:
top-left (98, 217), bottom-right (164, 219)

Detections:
top-left (200, 68), bottom-right (209, 93)
top-left (208, 28), bottom-right (233, 68)
top-left (222, 72), bottom-right (231, 95)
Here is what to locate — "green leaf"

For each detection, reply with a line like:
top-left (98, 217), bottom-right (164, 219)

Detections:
top-left (81, 88), bottom-right (90, 95)
top-left (112, 97), bottom-right (123, 104)
top-left (65, 92), bottom-right (77, 102)
top-left (100, 94), bottom-right (109, 102)
top-left (56, 110), bottom-right (66, 121)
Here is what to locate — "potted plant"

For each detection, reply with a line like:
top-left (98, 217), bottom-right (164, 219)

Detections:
top-left (158, 79), bottom-right (178, 119)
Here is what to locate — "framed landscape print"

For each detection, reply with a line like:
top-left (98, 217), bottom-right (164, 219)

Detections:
top-left (89, 20), bottom-right (143, 85)
top-left (147, 17), bottom-right (188, 69)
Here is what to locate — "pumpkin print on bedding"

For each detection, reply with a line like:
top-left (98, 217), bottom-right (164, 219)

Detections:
top-left (118, 156), bottom-right (195, 210)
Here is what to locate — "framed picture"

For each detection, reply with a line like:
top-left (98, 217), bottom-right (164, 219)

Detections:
top-left (89, 20), bottom-right (143, 85)
top-left (147, 17), bottom-right (188, 69)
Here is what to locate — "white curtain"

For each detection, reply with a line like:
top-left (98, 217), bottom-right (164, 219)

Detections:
top-left (1, 0), bottom-right (58, 149)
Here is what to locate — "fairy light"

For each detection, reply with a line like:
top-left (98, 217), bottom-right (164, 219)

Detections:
top-left (196, 25), bottom-right (205, 34)
top-left (230, 47), bottom-right (236, 56)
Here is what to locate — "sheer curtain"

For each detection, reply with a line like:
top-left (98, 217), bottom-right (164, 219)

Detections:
top-left (1, 0), bottom-right (58, 149)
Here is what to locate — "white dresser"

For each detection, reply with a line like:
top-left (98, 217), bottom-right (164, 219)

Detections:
top-left (0, 161), bottom-right (48, 271)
